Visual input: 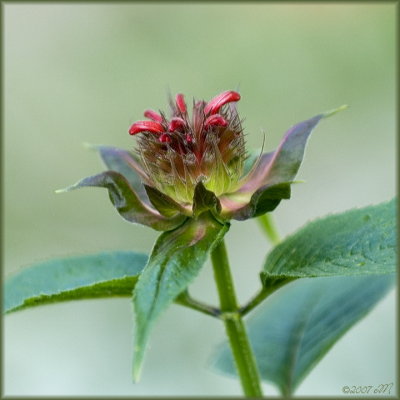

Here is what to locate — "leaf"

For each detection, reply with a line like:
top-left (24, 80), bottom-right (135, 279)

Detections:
top-left (239, 107), bottom-right (346, 194)
top-left (93, 144), bottom-right (151, 202)
top-left (192, 181), bottom-right (222, 219)
top-left (237, 113), bottom-right (323, 193)
top-left (227, 182), bottom-right (291, 221)
top-left (212, 274), bottom-right (395, 395)
top-left (4, 251), bottom-right (148, 314)
top-left (92, 146), bottom-right (149, 203)
top-left (57, 171), bottom-right (187, 231)
top-left (133, 213), bottom-right (229, 380)
top-left (144, 184), bottom-right (191, 218)
top-left (262, 199), bottom-right (396, 281)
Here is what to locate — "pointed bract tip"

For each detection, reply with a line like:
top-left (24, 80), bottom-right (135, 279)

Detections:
top-left (55, 187), bottom-right (69, 194)
top-left (323, 104), bottom-right (348, 119)
top-left (82, 142), bottom-right (104, 152)
top-left (55, 181), bottom-right (81, 194)
top-left (82, 142), bottom-right (96, 150)
top-left (132, 359), bottom-right (143, 383)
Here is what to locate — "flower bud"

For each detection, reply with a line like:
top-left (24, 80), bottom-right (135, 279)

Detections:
top-left (130, 91), bottom-right (245, 203)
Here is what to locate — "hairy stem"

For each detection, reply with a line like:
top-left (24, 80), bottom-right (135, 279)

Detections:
top-left (211, 239), bottom-right (263, 397)
top-left (258, 213), bottom-right (280, 245)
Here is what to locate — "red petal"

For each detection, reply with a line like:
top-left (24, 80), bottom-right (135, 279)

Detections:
top-left (159, 133), bottom-right (172, 143)
top-left (204, 114), bottom-right (228, 128)
top-left (175, 93), bottom-right (187, 114)
top-left (129, 121), bottom-right (165, 135)
top-left (185, 134), bottom-right (193, 143)
top-left (144, 109), bottom-right (163, 122)
top-left (204, 91), bottom-right (241, 115)
top-left (168, 117), bottom-right (186, 132)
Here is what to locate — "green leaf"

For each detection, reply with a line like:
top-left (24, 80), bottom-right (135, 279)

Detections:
top-left (57, 171), bottom-right (187, 231)
top-left (92, 145), bottom-right (151, 203)
top-left (237, 113), bottom-right (325, 195)
top-left (144, 184), bottom-right (191, 218)
top-left (4, 251), bottom-right (148, 314)
top-left (262, 199), bottom-right (396, 281)
top-left (212, 274), bottom-right (395, 395)
top-left (133, 213), bottom-right (229, 381)
top-left (192, 181), bottom-right (222, 219)
top-left (229, 182), bottom-right (291, 221)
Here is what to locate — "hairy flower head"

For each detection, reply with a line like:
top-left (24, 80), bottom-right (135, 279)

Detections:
top-left (129, 91), bottom-right (244, 203)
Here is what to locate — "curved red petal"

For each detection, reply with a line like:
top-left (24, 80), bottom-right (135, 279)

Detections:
top-left (175, 93), bottom-right (187, 114)
top-left (204, 114), bottom-right (228, 128)
top-left (204, 90), bottom-right (241, 115)
top-left (168, 117), bottom-right (186, 132)
top-left (129, 121), bottom-right (165, 135)
top-left (144, 109), bottom-right (163, 123)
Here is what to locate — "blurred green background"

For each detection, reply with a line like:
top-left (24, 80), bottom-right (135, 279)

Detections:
top-left (4, 3), bottom-right (395, 396)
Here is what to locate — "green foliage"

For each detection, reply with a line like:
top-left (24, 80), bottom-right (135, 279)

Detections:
top-left (144, 184), bottom-right (190, 218)
top-left (57, 170), bottom-right (187, 231)
top-left (132, 213), bottom-right (229, 380)
top-left (212, 274), bottom-right (395, 395)
top-left (192, 181), bottom-right (222, 219)
top-left (263, 199), bottom-right (396, 281)
top-left (93, 145), bottom-right (150, 202)
top-left (4, 251), bottom-right (147, 314)
top-left (233, 182), bottom-right (291, 220)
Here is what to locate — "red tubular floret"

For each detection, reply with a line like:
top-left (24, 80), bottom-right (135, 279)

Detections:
top-left (129, 121), bottom-right (165, 135)
top-left (204, 114), bottom-right (228, 128)
top-left (144, 109), bottom-right (163, 123)
top-left (204, 90), bottom-right (241, 115)
top-left (168, 117), bottom-right (186, 132)
top-left (175, 93), bottom-right (187, 114)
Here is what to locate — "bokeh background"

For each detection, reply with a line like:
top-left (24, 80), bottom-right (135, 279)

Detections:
top-left (4, 3), bottom-right (396, 396)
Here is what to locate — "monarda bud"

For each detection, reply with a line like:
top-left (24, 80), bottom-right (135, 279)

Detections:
top-left (131, 91), bottom-right (245, 203)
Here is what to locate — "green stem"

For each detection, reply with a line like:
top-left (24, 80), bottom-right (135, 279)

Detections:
top-left (240, 279), bottom-right (293, 317)
top-left (211, 239), bottom-right (263, 397)
top-left (258, 213), bottom-right (280, 245)
top-left (175, 290), bottom-right (221, 318)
